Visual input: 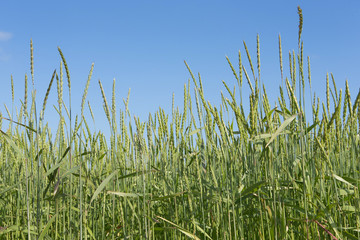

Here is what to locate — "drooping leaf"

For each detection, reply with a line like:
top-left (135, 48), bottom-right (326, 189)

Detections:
top-left (90, 170), bottom-right (118, 204)
top-left (107, 191), bottom-right (141, 198)
top-left (38, 213), bottom-right (58, 240)
top-left (156, 215), bottom-right (201, 240)
top-left (266, 113), bottom-right (298, 148)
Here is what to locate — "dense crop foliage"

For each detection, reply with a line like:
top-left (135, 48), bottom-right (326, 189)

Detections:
top-left (1, 7), bottom-right (359, 239)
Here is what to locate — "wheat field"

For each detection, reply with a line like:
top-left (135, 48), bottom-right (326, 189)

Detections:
top-left (0, 7), bottom-right (359, 240)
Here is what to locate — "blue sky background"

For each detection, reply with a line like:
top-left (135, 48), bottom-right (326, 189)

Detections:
top-left (0, 1), bottom-right (359, 136)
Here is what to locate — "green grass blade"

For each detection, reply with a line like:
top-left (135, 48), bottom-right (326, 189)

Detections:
top-left (156, 215), bottom-right (201, 240)
top-left (38, 213), bottom-right (58, 240)
top-left (107, 191), bottom-right (141, 198)
top-left (90, 170), bottom-right (118, 204)
top-left (266, 113), bottom-right (298, 148)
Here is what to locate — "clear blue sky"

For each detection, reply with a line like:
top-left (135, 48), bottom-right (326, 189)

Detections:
top-left (1, 1), bottom-right (359, 135)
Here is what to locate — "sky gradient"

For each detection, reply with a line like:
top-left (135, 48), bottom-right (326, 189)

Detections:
top-left (1, 1), bottom-right (359, 135)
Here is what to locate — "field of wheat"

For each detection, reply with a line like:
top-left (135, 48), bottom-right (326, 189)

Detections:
top-left (1, 7), bottom-right (359, 240)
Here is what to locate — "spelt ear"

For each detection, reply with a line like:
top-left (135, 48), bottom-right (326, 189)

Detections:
top-left (40, 70), bottom-right (56, 121)
top-left (30, 39), bottom-right (34, 85)
top-left (81, 63), bottom-right (94, 118)
top-left (58, 47), bottom-right (71, 93)
top-left (98, 79), bottom-right (111, 125)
